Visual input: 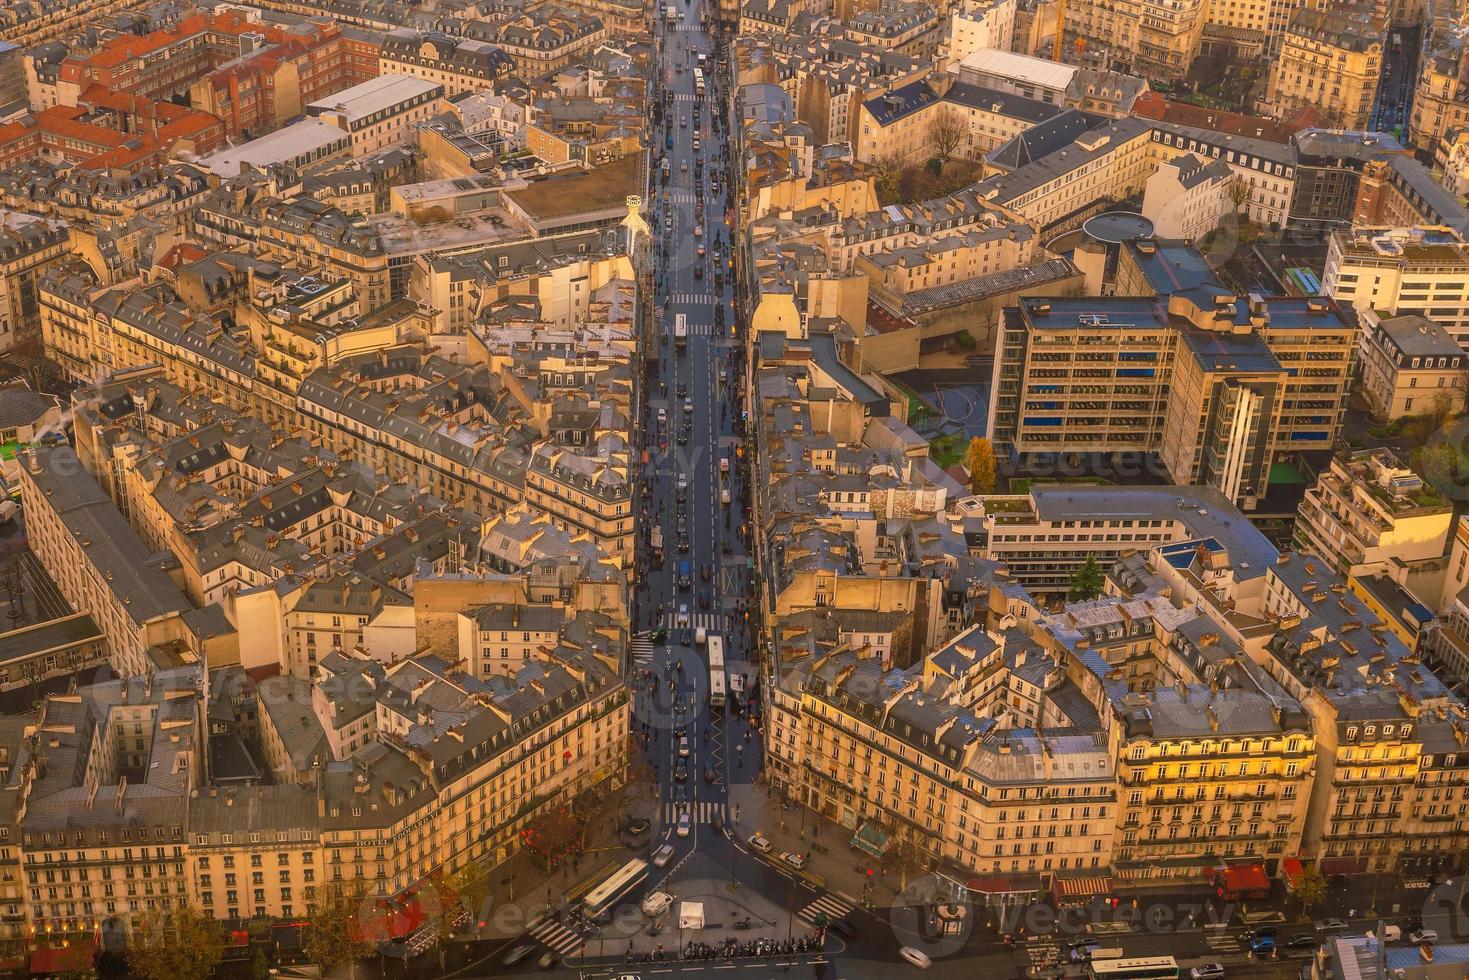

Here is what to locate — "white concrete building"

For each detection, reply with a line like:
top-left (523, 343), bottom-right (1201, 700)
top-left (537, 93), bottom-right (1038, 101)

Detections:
top-left (1141, 152), bottom-right (1236, 240)
top-left (944, 0), bottom-right (1017, 65)
top-left (306, 74), bottom-right (444, 157)
top-left (1321, 225), bottom-right (1469, 350)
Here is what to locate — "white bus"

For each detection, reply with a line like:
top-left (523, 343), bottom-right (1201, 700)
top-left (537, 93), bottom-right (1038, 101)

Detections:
top-left (1089, 956), bottom-right (1179, 980)
top-left (707, 634), bottom-right (725, 708)
top-left (674, 313), bottom-right (688, 348)
top-left (582, 859), bottom-right (649, 920)
top-left (693, 68), bottom-right (705, 96)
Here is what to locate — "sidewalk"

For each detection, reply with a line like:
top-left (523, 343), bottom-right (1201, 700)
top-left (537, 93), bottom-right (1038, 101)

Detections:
top-left (471, 782), bottom-right (659, 943)
top-left (727, 779), bottom-right (909, 912)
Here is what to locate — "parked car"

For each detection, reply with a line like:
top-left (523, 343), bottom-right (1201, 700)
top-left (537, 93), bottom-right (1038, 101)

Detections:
top-left (1285, 934), bottom-right (1318, 950)
top-left (1190, 965), bottom-right (1225, 980)
top-left (780, 851), bottom-right (806, 870)
top-left (748, 834), bottom-right (772, 854)
top-left (1069, 944), bottom-right (1100, 963)
top-left (899, 947), bottom-right (932, 969)
top-left (1248, 936), bottom-right (1277, 957)
top-left (1315, 919), bottom-right (1348, 934)
top-left (1247, 926), bottom-right (1278, 940)
top-left (1410, 930), bottom-right (1439, 945)
top-left (1379, 926), bottom-right (1402, 942)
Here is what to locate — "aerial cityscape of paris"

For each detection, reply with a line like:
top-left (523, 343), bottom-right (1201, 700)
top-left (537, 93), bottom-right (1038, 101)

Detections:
top-left (0, 0), bottom-right (1455, 976)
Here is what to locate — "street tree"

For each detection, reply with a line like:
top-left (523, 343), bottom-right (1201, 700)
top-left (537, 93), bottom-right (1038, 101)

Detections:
top-left (1296, 864), bottom-right (1327, 916)
top-left (930, 107), bottom-right (964, 161)
top-left (964, 437), bottom-right (996, 494)
top-left (304, 882), bottom-right (373, 979)
top-left (127, 905), bottom-right (226, 980)
top-left (430, 873), bottom-right (462, 973)
top-left (1068, 554), bottom-right (1105, 601)
top-left (450, 860), bottom-right (492, 938)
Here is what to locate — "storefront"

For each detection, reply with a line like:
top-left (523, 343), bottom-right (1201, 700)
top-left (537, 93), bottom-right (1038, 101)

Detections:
top-left (1051, 875), bottom-right (1114, 908)
top-left (1213, 863), bottom-right (1270, 901)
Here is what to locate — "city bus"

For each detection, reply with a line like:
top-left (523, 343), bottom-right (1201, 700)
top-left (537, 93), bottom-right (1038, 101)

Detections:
top-left (707, 634), bottom-right (726, 708)
top-left (693, 68), bottom-right (705, 97)
top-left (675, 313), bottom-right (688, 348)
top-left (582, 859), bottom-right (649, 920)
top-left (1089, 956), bottom-right (1179, 980)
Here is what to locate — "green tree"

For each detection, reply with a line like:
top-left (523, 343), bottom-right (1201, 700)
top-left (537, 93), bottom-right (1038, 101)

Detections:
top-left (250, 948), bottom-right (270, 980)
top-left (1068, 554), bottom-right (1105, 601)
top-left (127, 906), bottom-right (226, 980)
top-left (450, 860), bottom-right (492, 938)
top-left (430, 873), bottom-right (461, 973)
top-left (1296, 864), bottom-right (1327, 916)
top-left (964, 437), bottom-right (996, 494)
top-left (304, 882), bottom-right (373, 979)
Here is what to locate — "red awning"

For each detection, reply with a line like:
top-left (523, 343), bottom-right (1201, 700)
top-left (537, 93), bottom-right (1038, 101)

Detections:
top-left (963, 875), bottom-right (1045, 899)
top-left (1321, 857), bottom-right (1361, 877)
top-left (29, 941), bottom-right (94, 976)
top-left (1223, 863), bottom-right (1269, 894)
top-left (1282, 858), bottom-right (1304, 890)
top-left (1052, 875), bottom-right (1113, 899)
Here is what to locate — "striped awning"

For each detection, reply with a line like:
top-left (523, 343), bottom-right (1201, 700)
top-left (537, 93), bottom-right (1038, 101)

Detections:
top-left (1052, 875), bottom-right (1113, 899)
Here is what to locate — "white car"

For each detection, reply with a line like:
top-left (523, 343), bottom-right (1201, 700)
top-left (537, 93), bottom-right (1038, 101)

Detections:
top-left (678, 736), bottom-right (690, 758)
top-left (780, 851), bottom-right (806, 870)
top-left (676, 604), bottom-right (690, 627)
top-left (1410, 929), bottom-right (1439, 945)
top-left (677, 812), bottom-right (691, 837)
top-left (1190, 965), bottom-right (1225, 980)
top-left (748, 834), bottom-right (772, 854)
top-left (652, 844), bottom-right (676, 867)
top-left (899, 946), bottom-right (932, 969)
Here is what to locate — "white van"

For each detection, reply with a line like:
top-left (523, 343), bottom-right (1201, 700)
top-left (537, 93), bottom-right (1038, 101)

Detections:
top-left (642, 890), bottom-right (673, 918)
top-left (696, 625), bottom-right (708, 645)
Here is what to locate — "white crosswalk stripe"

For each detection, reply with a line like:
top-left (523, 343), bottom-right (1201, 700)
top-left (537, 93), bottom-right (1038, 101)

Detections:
top-left (631, 632), bottom-right (655, 664)
top-left (662, 611), bottom-right (727, 631)
top-left (662, 800), bottom-right (727, 824)
top-left (798, 893), bottom-right (855, 926)
top-left (526, 914), bottom-right (585, 956)
top-left (1206, 935), bottom-right (1241, 952)
top-left (670, 291), bottom-right (716, 306)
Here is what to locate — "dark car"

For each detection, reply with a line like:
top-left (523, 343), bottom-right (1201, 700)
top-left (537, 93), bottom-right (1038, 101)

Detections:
top-left (503, 944), bottom-right (536, 966)
top-left (674, 758), bottom-right (689, 781)
top-left (650, 626), bottom-right (668, 644)
top-left (827, 919), bottom-right (857, 941)
top-left (1285, 934), bottom-right (1317, 950)
top-left (1249, 927), bottom-right (1278, 940)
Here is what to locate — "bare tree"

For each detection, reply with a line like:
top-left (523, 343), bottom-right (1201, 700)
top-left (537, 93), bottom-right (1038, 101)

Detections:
top-left (1228, 177), bottom-right (1250, 215)
top-left (871, 151), bottom-right (906, 204)
top-left (930, 107), bottom-right (965, 162)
